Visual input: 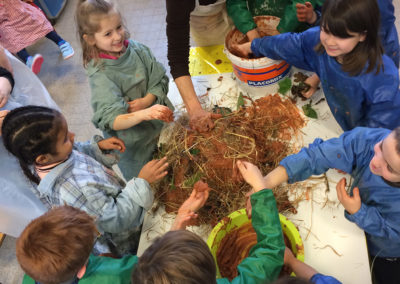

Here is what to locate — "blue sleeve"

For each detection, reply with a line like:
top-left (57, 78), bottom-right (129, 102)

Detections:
top-left (73, 135), bottom-right (119, 168)
top-left (280, 128), bottom-right (370, 183)
top-left (250, 27), bottom-right (320, 71)
top-left (362, 58), bottom-right (400, 130)
top-left (345, 201), bottom-right (400, 241)
top-left (310, 273), bottom-right (342, 284)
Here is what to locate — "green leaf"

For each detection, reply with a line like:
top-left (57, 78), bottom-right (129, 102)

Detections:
top-left (169, 175), bottom-right (176, 190)
top-left (278, 77), bottom-right (292, 95)
top-left (189, 148), bottom-right (200, 155)
top-left (302, 103), bottom-right (318, 119)
top-left (183, 172), bottom-right (203, 188)
top-left (237, 92), bottom-right (245, 109)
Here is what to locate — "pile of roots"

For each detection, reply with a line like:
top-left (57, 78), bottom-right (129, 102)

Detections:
top-left (154, 94), bottom-right (305, 224)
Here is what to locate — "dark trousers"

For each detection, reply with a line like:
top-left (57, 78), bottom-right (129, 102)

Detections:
top-left (16, 30), bottom-right (64, 62)
top-left (370, 255), bottom-right (400, 284)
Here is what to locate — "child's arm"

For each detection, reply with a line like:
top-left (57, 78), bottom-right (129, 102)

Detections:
top-left (226, 0), bottom-right (260, 40)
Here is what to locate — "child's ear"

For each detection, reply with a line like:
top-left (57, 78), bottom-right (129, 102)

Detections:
top-left (83, 34), bottom-right (96, 46)
top-left (35, 154), bottom-right (50, 165)
top-left (359, 31), bottom-right (367, 42)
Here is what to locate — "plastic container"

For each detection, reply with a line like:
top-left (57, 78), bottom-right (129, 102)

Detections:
top-left (224, 16), bottom-right (291, 93)
top-left (207, 208), bottom-right (304, 278)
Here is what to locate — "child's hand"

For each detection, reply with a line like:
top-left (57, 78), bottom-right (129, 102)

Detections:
top-left (336, 178), bottom-right (361, 215)
top-left (127, 98), bottom-right (150, 113)
top-left (296, 2), bottom-right (317, 24)
top-left (236, 160), bottom-right (266, 192)
top-left (283, 246), bottom-right (296, 267)
top-left (178, 181), bottom-right (210, 214)
top-left (138, 157), bottom-right (168, 183)
top-left (230, 42), bottom-right (252, 58)
top-left (97, 137), bottom-right (126, 153)
top-left (302, 73), bottom-right (320, 98)
top-left (171, 209), bottom-right (198, 230)
top-left (0, 110), bottom-right (10, 136)
top-left (246, 28), bottom-right (261, 41)
top-left (142, 104), bottom-right (173, 122)
top-left (244, 189), bottom-right (254, 219)
top-left (0, 77), bottom-right (12, 108)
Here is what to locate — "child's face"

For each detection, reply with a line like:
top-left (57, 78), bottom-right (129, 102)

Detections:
top-left (92, 11), bottom-right (125, 57)
top-left (320, 28), bottom-right (366, 62)
top-left (51, 116), bottom-right (75, 164)
top-left (370, 132), bottom-right (400, 183)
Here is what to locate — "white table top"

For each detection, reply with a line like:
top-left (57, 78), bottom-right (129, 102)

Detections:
top-left (138, 69), bottom-right (372, 284)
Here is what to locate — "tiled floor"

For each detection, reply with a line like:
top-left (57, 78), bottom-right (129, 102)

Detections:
top-left (1, 0), bottom-right (400, 283)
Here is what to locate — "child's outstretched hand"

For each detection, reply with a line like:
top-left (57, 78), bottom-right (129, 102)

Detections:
top-left (171, 180), bottom-right (210, 230)
top-left (302, 73), bottom-right (320, 98)
top-left (142, 104), bottom-right (174, 122)
top-left (230, 42), bottom-right (252, 58)
top-left (336, 178), bottom-right (361, 215)
top-left (0, 77), bottom-right (12, 108)
top-left (0, 110), bottom-right (10, 136)
top-left (296, 2), bottom-right (316, 24)
top-left (138, 157), bottom-right (168, 184)
top-left (97, 137), bottom-right (126, 153)
top-left (236, 160), bottom-right (266, 192)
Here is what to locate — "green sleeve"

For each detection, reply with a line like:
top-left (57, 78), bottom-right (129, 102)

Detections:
top-left (277, 0), bottom-right (319, 33)
top-left (131, 42), bottom-right (173, 110)
top-left (89, 72), bottom-right (129, 132)
top-left (224, 189), bottom-right (285, 284)
top-left (22, 274), bottom-right (35, 284)
top-left (227, 0), bottom-right (257, 35)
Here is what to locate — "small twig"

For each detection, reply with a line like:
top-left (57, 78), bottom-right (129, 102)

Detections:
top-left (315, 244), bottom-right (343, 257)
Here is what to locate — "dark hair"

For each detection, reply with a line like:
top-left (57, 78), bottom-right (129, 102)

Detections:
top-left (315, 0), bottom-right (383, 76)
top-left (16, 205), bottom-right (97, 284)
top-left (395, 127), bottom-right (400, 155)
top-left (2, 105), bottom-right (62, 184)
top-left (132, 230), bottom-right (217, 284)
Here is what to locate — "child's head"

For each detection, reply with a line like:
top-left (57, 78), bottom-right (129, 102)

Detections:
top-left (16, 205), bottom-right (98, 284)
top-left (316, 0), bottom-right (383, 75)
top-left (76, 0), bottom-right (129, 66)
top-left (132, 230), bottom-right (217, 284)
top-left (370, 127), bottom-right (400, 185)
top-left (2, 106), bottom-right (75, 184)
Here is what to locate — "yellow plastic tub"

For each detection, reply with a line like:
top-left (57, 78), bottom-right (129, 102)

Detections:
top-left (207, 208), bottom-right (304, 278)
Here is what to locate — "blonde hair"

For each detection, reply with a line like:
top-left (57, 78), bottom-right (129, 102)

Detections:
top-left (75, 0), bottom-right (129, 67)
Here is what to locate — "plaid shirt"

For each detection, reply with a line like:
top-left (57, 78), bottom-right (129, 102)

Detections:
top-left (36, 138), bottom-right (153, 255)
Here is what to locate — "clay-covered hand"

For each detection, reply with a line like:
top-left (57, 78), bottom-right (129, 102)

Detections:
top-left (141, 104), bottom-right (173, 122)
top-left (0, 77), bottom-right (12, 108)
top-left (296, 2), bottom-right (317, 24)
top-left (97, 137), bottom-right (126, 153)
top-left (236, 160), bottom-right (266, 192)
top-left (127, 98), bottom-right (151, 113)
top-left (246, 28), bottom-right (260, 41)
top-left (171, 209), bottom-right (198, 230)
top-left (138, 157), bottom-right (168, 184)
top-left (302, 73), bottom-right (320, 98)
top-left (336, 178), bottom-right (361, 215)
top-left (0, 110), bottom-right (10, 136)
top-left (230, 42), bottom-right (252, 58)
top-left (189, 108), bottom-right (222, 133)
top-left (178, 181), bottom-right (210, 214)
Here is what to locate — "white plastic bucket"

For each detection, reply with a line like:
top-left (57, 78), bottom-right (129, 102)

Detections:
top-left (225, 16), bottom-right (291, 91)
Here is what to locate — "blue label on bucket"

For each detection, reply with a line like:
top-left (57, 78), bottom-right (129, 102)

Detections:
top-left (248, 68), bottom-right (290, 87)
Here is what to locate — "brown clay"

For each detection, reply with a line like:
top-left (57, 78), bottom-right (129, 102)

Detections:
top-left (193, 180), bottom-right (210, 192)
top-left (159, 108), bottom-right (174, 122)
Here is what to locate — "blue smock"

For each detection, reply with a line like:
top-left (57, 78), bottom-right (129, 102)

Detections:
top-left (377, 0), bottom-right (399, 67)
top-left (251, 27), bottom-right (400, 131)
top-left (280, 127), bottom-right (400, 257)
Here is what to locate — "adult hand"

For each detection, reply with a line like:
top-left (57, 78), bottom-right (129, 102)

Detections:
top-left (336, 178), bottom-right (361, 215)
top-left (0, 77), bottom-right (12, 108)
top-left (230, 42), bottom-right (252, 58)
top-left (302, 73), bottom-right (320, 98)
top-left (0, 110), bottom-right (10, 136)
top-left (236, 160), bottom-right (266, 192)
top-left (97, 137), bottom-right (126, 153)
top-left (296, 2), bottom-right (316, 24)
top-left (189, 108), bottom-right (221, 133)
top-left (127, 98), bottom-right (150, 113)
top-left (138, 157), bottom-right (168, 184)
